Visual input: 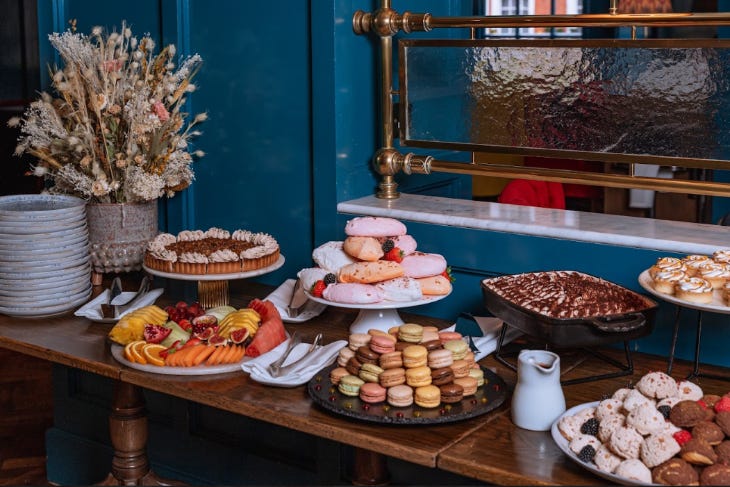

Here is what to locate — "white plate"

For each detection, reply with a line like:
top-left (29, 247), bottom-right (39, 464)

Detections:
top-left (0, 216), bottom-right (86, 233)
top-left (304, 289), bottom-right (450, 310)
top-left (0, 277), bottom-right (90, 297)
top-left (0, 194), bottom-right (86, 218)
top-left (0, 288), bottom-right (92, 317)
top-left (143, 255), bottom-right (286, 281)
top-left (0, 261), bottom-right (90, 280)
top-left (110, 344), bottom-right (250, 375)
top-left (0, 268), bottom-right (91, 288)
top-left (551, 402), bottom-right (660, 486)
top-left (0, 284), bottom-right (92, 308)
top-left (0, 254), bottom-right (89, 273)
top-left (0, 233), bottom-right (88, 251)
top-left (638, 269), bottom-right (730, 315)
top-left (0, 246), bottom-right (85, 262)
top-left (0, 226), bottom-right (88, 242)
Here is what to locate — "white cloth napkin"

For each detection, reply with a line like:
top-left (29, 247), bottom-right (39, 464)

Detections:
top-left (74, 288), bottom-right (164, 321)
top-left (447, 316), bottom-right (522, 362)
top-left (266, 278), bottom-right (327, 323)
top-left (242, 338), bottom-right (347, 387)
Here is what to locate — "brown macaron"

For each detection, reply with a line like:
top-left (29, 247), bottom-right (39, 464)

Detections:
top-left (439, 383), bottom-right (464, 404)
top-left (346, 356), bottom-right (363, 376)
top-left (421, 339), bottom-right (443, 351)
top-left (356, 345), bottom-right (380, 365)
top-left (430, 367), bottom-right (454, 386)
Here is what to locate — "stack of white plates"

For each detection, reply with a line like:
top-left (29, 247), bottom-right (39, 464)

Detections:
top-left (0, 195), bottom-right (92, 318)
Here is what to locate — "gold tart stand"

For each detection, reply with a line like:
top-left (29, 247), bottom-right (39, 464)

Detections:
top-left (143, 255), bottom-right (285, 308)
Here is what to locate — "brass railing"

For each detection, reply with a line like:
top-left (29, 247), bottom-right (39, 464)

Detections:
top-left (354, 2), bottom-right (730, 200)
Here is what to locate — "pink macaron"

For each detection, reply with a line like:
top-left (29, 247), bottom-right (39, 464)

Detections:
top-left (345, 217), bottom-right (407, 237)
top-left (370, 334), bottom-right (396, 354)
top-left (400, 252), bottom-right (447, 278)
top-left (359, 382), bottom-right (387, 404)
top-left (428, 349), bottom-right (454, 369)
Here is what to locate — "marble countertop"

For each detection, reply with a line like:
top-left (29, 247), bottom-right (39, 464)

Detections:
top-left (338, 194), bottom-right (730, 255)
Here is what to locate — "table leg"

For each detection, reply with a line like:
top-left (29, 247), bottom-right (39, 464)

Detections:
top-left (350, 448), bottom-right (389, 486)
top-left (97, 381), bottom-right (184, 486)
top-left (666, 306), bottom-right (682, 375)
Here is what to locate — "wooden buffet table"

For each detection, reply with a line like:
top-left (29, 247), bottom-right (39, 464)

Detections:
top-left (1, 278), bottom-right (730, 485)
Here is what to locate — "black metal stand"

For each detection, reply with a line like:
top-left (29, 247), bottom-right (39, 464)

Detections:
top-left (667, 305), bottom-right (730, 381)
top-left (494, 322), bottom-right (635, 385)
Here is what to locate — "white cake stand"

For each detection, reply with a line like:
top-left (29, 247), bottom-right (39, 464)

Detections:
top-left (143, 255), bottom-right (285, 308)
top-left (305, 291), bottom-right (450, 334)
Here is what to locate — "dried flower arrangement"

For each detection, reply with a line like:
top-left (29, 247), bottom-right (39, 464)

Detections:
top-left (9, 21), bottom-right (207, 203)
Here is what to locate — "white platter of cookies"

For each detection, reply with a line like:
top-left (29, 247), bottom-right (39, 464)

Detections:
top-left (638, 251), bottom-right (730, 314)
top-left (552, 371), bottom-right (730, 486)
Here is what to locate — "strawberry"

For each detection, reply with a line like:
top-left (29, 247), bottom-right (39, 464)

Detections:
top-left (441, 266), bottom-right (455, 282)
top-left (177, 318), bottom-right (193, 332)
top-left (714, 396), bottom-right (730, 413)
top-left (673, 429), bottom-right (692, 446)
top-left (384, 247), bottom-right (404, 263)
top-left (311, 280), bottom-right (327, 298)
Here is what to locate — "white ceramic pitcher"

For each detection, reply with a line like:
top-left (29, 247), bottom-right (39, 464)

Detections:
top-left (511, 349), bottom-right (566, 431)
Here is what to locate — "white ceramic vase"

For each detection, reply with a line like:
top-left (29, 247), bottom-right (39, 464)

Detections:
top-left (86, 200), bottom-right (158, 279)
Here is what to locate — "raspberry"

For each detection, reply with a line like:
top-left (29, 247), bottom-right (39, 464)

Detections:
top-left (323, 273), bottom-right (337, 285)
top-left (381, 239), bottom-right (395, 253)
top-left (580, 418), bottom-right (599, 436)
top-left (714, 396), bottom-right (730, 413)
top-left (311, 280), bottom-right (326, 298)
top-left (673, 429), bottom-right (692, 446)
top-left (657, 405), bottom-right (671, 420)
top-left (577, 445), bottom-right (596, 463)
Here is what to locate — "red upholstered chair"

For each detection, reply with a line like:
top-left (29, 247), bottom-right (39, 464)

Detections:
top-left (497, 179), bottom-right (566, 209)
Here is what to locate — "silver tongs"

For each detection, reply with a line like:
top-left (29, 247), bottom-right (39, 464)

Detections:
top-left (267, 332), bottom-right (323, 378)
top-left (287, 278), bottom-right (309, 318)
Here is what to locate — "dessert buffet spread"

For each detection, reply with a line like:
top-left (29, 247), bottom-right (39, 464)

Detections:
top-left (642, 252), bottom-right (730, 307)
top-left (307, 323), bottom-right (507, 424)
top-left (108, 299), bottom-right (287, 373)
top-left (144, 227), bottom-right (280, 275)
top-left (482, 271), bottom-right (657, 347)
top-left (299, 217), bottom-right (453, 305)
top-left (553, 371), bottom-right (730, 486)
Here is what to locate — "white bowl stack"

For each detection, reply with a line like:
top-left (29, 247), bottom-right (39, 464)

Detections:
top-left (0, 195), bottom-right (92, 318)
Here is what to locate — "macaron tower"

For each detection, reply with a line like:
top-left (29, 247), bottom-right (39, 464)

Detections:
top-left (331, 324), bottom-right (483, 410)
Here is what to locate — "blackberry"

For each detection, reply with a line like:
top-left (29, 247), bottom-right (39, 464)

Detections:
top-left (323, 273), bottom-right (337, 285)
top-left (657, 405), bottom-right (671, 420)
top-left (580, 417), bottom-right (599, 436)
top-left (577, 445), bottom-right (596, 463)
top-left (381, 239), bottom-right (395, 253)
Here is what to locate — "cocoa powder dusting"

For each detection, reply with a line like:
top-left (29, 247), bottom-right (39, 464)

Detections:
top-left (484, 271), bottom-right (650, 318)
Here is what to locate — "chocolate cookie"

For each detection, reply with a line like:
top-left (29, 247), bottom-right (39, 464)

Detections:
top-left (716, 440), bottom-right (730, 466)
top-left (716, 411), bottom-right (730, 437)
top-left (670, 400), bottom-right (709, 428)
top-left (692, 421), bottom-right (725, 446)
top-left (651, 458), bottom-right (699, 486)
top-left (681, 438), bottom-right (718, 466)
top-left (700, 463), bottom-right (730, 485)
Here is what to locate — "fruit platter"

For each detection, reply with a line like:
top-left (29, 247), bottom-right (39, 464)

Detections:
top-left (108, 298), bottom-right (287, 375)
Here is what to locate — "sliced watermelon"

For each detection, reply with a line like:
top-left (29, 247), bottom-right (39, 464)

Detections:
top-left (245, 314), bottom-right (286, 357)
top-left (247, 298), bottom-right (279, 323)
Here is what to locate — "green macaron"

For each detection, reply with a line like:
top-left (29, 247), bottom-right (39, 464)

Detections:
top-left (338, 375), bottom-right (365, 397)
